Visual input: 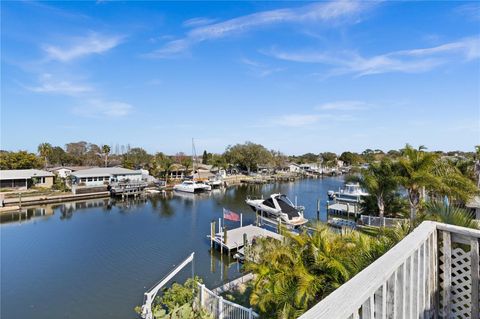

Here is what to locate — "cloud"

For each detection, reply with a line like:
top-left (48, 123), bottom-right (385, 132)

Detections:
top-left (240, 58), bottom-right (284, 77)
top-left (270, 114), bottom-right (323, 127)
top-left (455, 3), bottom-right (480, 21)
top-left (316, 100), bottom-right (369, 111)
top-left (26, 73), bottom-right (92, 95)
top-left (266, 36), bottom-right (480, 76)
top-left (43, 33), bottom-right (123, 62)
top-left (183, 17), bottom-right (217, 28)
top-left (72, 99), bottom-right (133, 118)
top-left (147, 1), bottom-right (373, 58)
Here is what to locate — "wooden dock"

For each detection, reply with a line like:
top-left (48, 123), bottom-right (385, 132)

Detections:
top-left (208, 224), bottom-right (283, 254)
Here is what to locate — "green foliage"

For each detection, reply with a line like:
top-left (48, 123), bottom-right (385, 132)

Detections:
top-left (357, 158), bottom-right (400, 217)
top-left (52, 177), bottom-right (69, 191)
top-left (122, 147), bottom-right (152, 169)
top-left (419, 201), bottom-right (479, 229)
top-left (339, 151), bottom-right (363, 166)
top-left (156, 276), bottom-right (201, 312)
top-left (245, 224), bottom-right (404, 318)
top-left (0, 151), bottom-right (44, 169)
top-left (134, 276), bottom-right (212, 319)
top-left (224, 141), bottom-right (272, 173)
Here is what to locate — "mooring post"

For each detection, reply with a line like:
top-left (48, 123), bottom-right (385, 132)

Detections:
top-left (277, 217), bottom-right (281, 234)
top-left (316, 198), bottom-right (320, 221)
top-left (210, 221), bottom-right (215, 248)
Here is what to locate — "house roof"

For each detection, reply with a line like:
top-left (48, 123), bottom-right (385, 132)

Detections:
top-left (72, 167), bottom-right (142, 178)
top-left (49, 166), bottom-right (95, 172)
top-left (0, 169), bottom-right (54, 180)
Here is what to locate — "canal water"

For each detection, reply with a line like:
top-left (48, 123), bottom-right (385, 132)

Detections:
top-left (1, 177), bottom-right (344, 319)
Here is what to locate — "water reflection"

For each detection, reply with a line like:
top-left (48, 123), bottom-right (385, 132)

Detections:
top-left (1, 178), bottom-right (344, 319)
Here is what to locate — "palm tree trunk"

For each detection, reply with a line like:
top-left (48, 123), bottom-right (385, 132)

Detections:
top-left (408, 189), bottom-right (420, 220)
top-left (377, 196), bottom-right (385, 218)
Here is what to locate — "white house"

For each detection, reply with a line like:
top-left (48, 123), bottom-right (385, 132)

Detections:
top-left (71, 167), bottom-right (143, 187)
top-left (288, 163), bottom-right (302, 173)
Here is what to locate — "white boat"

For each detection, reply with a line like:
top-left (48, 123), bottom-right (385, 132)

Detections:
top-left (245, 194), bottom-right (308, 227)
top-left (173, 180), bottom-right (211, 193)
top-left (328, 183), bottom-right (368, 203)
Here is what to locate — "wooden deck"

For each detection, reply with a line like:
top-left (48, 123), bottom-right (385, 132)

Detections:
top-left (208, 224), bottom-right (283, 253)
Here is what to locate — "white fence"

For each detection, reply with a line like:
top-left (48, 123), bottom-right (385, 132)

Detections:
top-left (360, 215), bottom-right (407, 227)
top-left (197, 283), bottom-right (259, 319)
top-left (299, 221), bottom-right (480, 319)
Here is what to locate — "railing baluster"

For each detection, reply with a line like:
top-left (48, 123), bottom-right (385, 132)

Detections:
top-left (471, 238), bottom-right (479, 319)
top-left (432, 229), bottom-right (438, 319)
top-left (442, 231), bottom-right (452, 318)
top-left (387, 271), bottom-right (396, 319)
top-left (421, 241), bottom-right (426, 318)
top-left (395, 263), bottom-right (405, 319)
top-left (382, 282), bottom-right (388, 319)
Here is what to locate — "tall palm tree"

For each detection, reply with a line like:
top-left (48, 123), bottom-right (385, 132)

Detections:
top-left (37, 143), bottom-right (53, 169)
top-left (356, 158), bottom-right (398, 218)
top-left (102, 145), bottom-right (111, 167)
top-left (396, 144), bottom-right (441, 220)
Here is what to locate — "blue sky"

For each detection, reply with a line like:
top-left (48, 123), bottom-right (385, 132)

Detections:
top-left (1, 1), bottom-right (479, 155)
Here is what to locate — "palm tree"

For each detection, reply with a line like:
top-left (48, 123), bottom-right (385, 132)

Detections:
top-left (396, 144), bottom-right (441, 220)
top-left (421, 201), bottom-right (478, 229)
top-left (245, 223), bottom-right (401, 318)
top-left (102, 145), bottom-right (111, 167)
top-left (37, 143), bottom-right (53, 169)
top-left (356, 158), bottom-right (398, 218)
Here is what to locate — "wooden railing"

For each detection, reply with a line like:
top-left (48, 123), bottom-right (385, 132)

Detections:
top-left (299, 221), bottom-right (480, 319)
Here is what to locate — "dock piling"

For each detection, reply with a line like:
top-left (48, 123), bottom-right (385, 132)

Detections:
top-left (316, 199), bottom-right (320, 221)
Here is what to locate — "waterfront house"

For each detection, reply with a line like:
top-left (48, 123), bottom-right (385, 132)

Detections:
top-left (48, 166), bottom-right (95, 179)
top-left (71, 167), bottom-right (143, 187)
top-left (0, 169), bottom-right (54, 190)
top-left (288, 163), bottom-right (302, 173)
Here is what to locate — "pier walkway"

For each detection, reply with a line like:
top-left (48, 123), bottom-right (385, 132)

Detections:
top-left (208, 224), bottom-right (283, 254)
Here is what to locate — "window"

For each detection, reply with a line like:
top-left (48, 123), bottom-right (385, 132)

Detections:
top-left (81, 178), bottom-right (87, 182)
top-left (263, 198), bottom-right (275, 208)
top-left (87, 177), bottom-right (93, 182)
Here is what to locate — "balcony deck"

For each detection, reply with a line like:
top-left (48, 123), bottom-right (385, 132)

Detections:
top-left (299, 221), bottom-right (480, 319)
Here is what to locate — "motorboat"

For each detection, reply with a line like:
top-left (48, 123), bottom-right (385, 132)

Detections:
top-left (206, 176), bottom-right (224, 189)
top-left (245, 193), bottom-right (308, 227)
top-left (327, 183), bottom-right (368, 203)
top-left (173, 180), bottom-right (211, 193)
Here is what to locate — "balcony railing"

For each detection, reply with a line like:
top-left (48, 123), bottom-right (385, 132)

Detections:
top-left (299, 221), bottom-right (480, 319)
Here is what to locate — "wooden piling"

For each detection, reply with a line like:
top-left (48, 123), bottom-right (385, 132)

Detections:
top-left (316, 199), bottom-right (320, 221)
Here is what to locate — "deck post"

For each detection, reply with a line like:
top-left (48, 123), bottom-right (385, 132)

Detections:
top-left (441, 231), bottom-right (452, 318)
top-left (249, 308), bottom-right (253, 319)
top-left (470, 238), bottom-right (479, 318)
top-left (316, 199), bottom-right (320, 221)
top-left (219, 296), bottom-right (224, 319)
top-left (200, 284), bottom-right (205, 307)
top-left (210, 221), bottom-right (215, 248)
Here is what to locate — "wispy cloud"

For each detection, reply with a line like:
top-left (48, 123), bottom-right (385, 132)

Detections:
top-left (241, 58), bottom-right (284, 77)
top-left (43, 32), bottom-right (124, 62)
top-left (183, 17), bottom-right (217, 28)
top-left (266, 36), bottom-right (480, 76)
top-left (271, 114), bottom-right (324, 127)
top-left (316, 100), bottom-right (369, 111)
top-left (26, 73), bottom-right (92, 95)
top-left (72, 99), bottom-right (133, 118)
top-left (147, 1), bottom-right (373, 58)
top-left (455, 3), bottom-right (480, 22)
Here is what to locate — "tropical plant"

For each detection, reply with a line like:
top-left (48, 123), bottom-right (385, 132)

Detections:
top-left (355, 158), bottom-right (398, 218)
top-left (419, 201), bottom-right (479, 229)
top-left (245, 223), bottom-right (404, 318)
top-left (38, 143), bottom-right (53, 168)
top-left (101, 145), bottom-right (111, 167)
top-left (396, 144), bottom-right (442, 220)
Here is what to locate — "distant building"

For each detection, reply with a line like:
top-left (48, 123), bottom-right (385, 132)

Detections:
top-left (49, 166), bottom-right (95, 179)
top-left (0, 169), bottom-right (55, 190)
top-left (71, 167), bottom-right (143, 187)
top-left (288, 163), bottom-right (302, 173)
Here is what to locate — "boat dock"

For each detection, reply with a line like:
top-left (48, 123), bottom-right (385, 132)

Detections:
top-left (208, 224), bottom-right (283, 254)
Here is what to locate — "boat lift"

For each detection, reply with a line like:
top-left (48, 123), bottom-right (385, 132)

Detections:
top-left (141, 252), bottom-right (195, 319)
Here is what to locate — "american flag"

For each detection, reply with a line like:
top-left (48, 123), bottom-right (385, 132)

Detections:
top-left (223, 208), bottom-right (240, 222)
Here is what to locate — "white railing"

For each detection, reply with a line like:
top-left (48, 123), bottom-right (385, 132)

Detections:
top-left (299, 221), bottom-right (480, 319)
top-left (197, 283), bottom-right (259, 319)
top-left (360, 215), bottom-right (407, 227)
